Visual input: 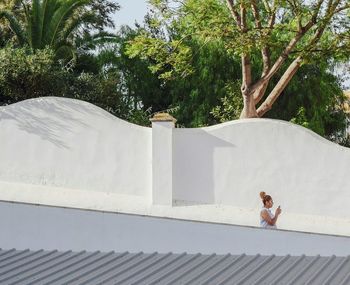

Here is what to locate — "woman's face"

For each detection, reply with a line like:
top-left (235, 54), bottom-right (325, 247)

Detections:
top-left (265, 199), bottom-right (273, 209)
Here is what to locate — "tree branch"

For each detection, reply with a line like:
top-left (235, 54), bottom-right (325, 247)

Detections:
top-left (250, 0), bottom-right (273, 105)
top-left (250, 0), bottom-right (261, 30)
top-left (312, 0), bottom-right (326, 20)
top-left (257, 56), bottom-right (303, 117)
top-left (261, 0), bottom-right (271, 13)
top-left (334, 3), bottom-right (350, 14)
top-left (301, 0), bottom-right (343, 54)
top-left (241, 54), bottom-right (252, 93)
top-left (240, 4), bottom-right (251, 94)
top-left (240, 2), bottom-right (247, 32)
top-left (286, 0), bottom-right (302, 30)
top-left (263, 2), bottom-right (278, 75)
top-left (249, 2), bottom-right (322, 98)
top-left (226, 0), bottom-right (241, 29)
top-left (253, 81), bottom-right (269, 104)
top-left (250, 32), bottom-right (304, 94)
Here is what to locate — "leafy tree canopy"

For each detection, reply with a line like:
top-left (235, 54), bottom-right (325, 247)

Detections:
top-left (127, 0), bottom-right (350, 118)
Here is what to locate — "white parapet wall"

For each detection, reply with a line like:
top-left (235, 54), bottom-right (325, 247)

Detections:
top-left (1, 97), bottom-right (350, 236)
top-left (0, 97), bottom-right (152, 197)
top-left (173, 120), bottom-right (350, 221)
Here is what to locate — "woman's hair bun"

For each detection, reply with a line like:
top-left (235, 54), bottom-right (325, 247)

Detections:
top-left (260, 191), bottom-right (266, 200)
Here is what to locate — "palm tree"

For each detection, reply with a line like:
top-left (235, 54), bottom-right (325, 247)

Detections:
top-left (0, 1), bottom-right (22, 46)
top-left (0, 0), bottom-right (97, 59)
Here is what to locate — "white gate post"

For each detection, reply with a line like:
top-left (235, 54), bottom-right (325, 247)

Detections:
top-left (150, 113), bottom-right (176, 205)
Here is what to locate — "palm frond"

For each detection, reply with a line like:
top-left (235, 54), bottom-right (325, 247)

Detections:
top-left (60, 11), bottom-right (96, 42)
top-left (47, 0), bottom-right (90, 47)
top-left (41, 0), bottom-right (60, 46)
top-left (20, 0), bottom-right (30, 20)
top-left (76, 30), bottom-right (117, 50)
top-left (55, 41), bottom-right (76, 63)
top-left (29, 0), bottom-right (42, 48)
top-left (0, 9), bottom-right (27, 45)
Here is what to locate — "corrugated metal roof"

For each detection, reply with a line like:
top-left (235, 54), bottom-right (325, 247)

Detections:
top-left (0, 250), bottom-right (349, 284)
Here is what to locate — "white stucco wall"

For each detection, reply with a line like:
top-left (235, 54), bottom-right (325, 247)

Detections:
top-left (173, 119), bottom-right (350, 220)
top-left (0, 97), bottom-right (151, 197)
top-left (2, 97), bottom-right (350, 235)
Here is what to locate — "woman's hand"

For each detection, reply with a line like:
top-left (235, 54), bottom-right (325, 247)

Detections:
top-left (275, 206), bottom-right (282, 216)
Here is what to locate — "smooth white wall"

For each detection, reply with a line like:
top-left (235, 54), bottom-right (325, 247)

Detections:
top-left (0, 97), bottom-right (151, 197)
top-left (2, 97), bottom-right (350, 230)
top-left (173, 119), bottom-right (350, 220)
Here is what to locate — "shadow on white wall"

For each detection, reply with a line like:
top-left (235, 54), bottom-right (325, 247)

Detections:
top-left (0, 97), bottom-right (151, 196)
top-left (1, 97), bottom-right (350, 226)
top-left (173, 129), bottom-right (235, 204)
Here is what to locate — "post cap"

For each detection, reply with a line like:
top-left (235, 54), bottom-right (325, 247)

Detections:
top-left (150, 113), bottom-right (177, 123)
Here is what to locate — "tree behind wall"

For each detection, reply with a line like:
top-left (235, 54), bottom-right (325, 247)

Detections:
top-left (212, 60), bottom-right (347, 140)
top-left (0, 46), bottom-right (129, 119)
top-left (127, 0), bottom-right (350, 118)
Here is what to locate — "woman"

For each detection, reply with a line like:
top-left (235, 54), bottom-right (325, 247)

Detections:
top-left (260, 191), bottom-right (282, 229)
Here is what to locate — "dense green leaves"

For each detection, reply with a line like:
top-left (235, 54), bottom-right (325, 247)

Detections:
top-left (0, 0), bottom-right (119, 60)
top-left (124, 1), bottom-right (349, 139)
top-left (212, 62), bottom-right (347, 140)
top-left (127, 0), bottom-right (350, 118)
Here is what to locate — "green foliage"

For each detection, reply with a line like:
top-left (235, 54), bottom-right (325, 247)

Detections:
top-left (98, 26), bottom-right (173, 116)
top-left (125, 108), bottom-right (152, 127)
top-left (126, 32), bottom-right (193, 80)
top-left (0, 45), bottom-right (129, 119)
top-left (125, 0), bottom-right (349, 140)
top-left (128, 0), bottom-right (350, 81)
top-left (211, 61), bottom-right (348, 139)
top-left (65, 71), bottom-right (128, 118)
top-left (290, 107), bottom-right (310, 129)
top-left (127, 0), bottom-right (350, 122)
top-left (0, 9), bottom-right (26, 45)
top-left (211, 80), bottom-right (244, 122)
top-left (0, 45), bottom-right (60, 102)
top-left (167, 39), bottom-right (241, 127)
top-left (0, 1), bottom-right (22, 46)
top-left (266, 63), bottom-right (347, 139)
top-left (0, 0), bottom-right (119, 60)
top-left (123, 8), bottom-right (243, 126)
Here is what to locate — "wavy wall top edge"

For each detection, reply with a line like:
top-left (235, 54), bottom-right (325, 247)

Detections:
top-left (0, 96), bottom-right (152, 131)
top-left (2, 97), bottom-right (347, 151)
top-left (198, 118), bottom-right (348, 150)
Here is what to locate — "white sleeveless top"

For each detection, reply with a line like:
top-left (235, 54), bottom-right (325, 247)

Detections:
top-left (260, 207), bottom-right (277, 229)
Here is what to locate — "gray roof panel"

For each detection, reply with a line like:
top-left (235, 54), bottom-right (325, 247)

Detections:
top-left (0, 249), bottom-right (349, 285)
top-left (26, 251), bottom-right (88, 285)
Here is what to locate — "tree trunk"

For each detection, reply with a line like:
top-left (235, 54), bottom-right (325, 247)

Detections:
top-left (240, 92), bottom-right (258, 118)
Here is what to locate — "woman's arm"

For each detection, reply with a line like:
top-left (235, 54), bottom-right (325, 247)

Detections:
top-left (261, 207), bottom-right (281, 226)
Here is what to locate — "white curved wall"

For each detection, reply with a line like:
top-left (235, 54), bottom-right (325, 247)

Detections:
top-left (2, 97), bottom-right (350, 234)
top-left (173, 119), bottom-right (350, 220)
top-left (0, 97), bottom-right (151, 197)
